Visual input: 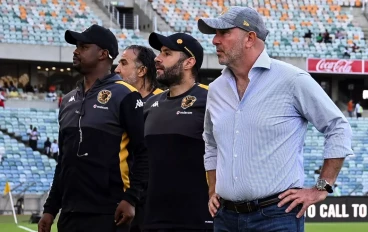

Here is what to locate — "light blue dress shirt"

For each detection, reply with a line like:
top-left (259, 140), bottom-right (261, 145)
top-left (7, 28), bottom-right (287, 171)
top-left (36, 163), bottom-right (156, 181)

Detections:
top-left (203, 49), bottom-right (353, 202)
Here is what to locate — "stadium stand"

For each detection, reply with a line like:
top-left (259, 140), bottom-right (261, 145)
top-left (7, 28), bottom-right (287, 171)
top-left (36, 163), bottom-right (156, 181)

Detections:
top-left (151, 0), bottom-right (367, 58)
top-left (0, 108), bottom-right (57, 194)
top-left (0, 107), bottom-right (367, 195)
top-left (0, 0), bottom-right (102, 45)
top-left (1, 0), bottom-right (366, 58)
top-left (0, 0), bottom-right (147, 49)
top-left (304, 119), bottom-right (368, 196)
top-left (114, 28), bottom-right (150, 49)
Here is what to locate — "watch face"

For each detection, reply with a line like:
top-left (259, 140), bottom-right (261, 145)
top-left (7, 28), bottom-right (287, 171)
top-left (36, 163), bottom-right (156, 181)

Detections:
top-left (317, 179), bottom-right (326, 189)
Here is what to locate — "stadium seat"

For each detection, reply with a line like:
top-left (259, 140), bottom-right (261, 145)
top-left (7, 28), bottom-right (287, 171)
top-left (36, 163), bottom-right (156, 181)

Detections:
top-left (0, 0), bottom-right (146, 50)
top-left (0, 108), bottom-right (59, 194)
top-left (150, 0), bottom-right (366, 57)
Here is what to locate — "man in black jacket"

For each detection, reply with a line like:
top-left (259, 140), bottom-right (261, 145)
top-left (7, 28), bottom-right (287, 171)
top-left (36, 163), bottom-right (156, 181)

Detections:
top-left (115, 45), bottom-right (162, 232)
top-left (143, 32), bottom-right (213, 232)
top-left (38, 24), bottom-right (148, 232)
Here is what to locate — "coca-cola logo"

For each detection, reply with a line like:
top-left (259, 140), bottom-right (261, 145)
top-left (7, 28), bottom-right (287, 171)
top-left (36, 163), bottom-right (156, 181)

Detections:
top-left (316, 59), bottom-right (354, 73)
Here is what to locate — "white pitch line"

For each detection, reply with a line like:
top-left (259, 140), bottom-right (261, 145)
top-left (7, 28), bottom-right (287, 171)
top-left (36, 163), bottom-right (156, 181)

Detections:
top-left (17, 225), bottom-right (37, 232)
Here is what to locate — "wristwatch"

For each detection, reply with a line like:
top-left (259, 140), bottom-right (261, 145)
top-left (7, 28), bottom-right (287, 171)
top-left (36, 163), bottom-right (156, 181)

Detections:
top-left (315, 178), bottom-right (333, 193)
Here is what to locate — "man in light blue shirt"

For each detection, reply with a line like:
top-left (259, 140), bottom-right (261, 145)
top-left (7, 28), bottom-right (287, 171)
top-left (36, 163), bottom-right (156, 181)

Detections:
top-left (198, 6), bottom-right (353, 232)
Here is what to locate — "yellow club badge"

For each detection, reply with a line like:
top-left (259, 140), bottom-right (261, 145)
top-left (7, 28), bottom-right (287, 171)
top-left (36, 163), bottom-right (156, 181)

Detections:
top-left (177, 39), bottom-right (183, 44)
top-left (181, 95), bottom-right (197, 109)
top-left (97, 90), bottom-right (112, 104)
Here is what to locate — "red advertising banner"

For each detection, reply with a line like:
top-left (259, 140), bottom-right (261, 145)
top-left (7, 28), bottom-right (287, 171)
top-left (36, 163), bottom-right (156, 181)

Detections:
top-left (306, 58), bottom-right (368, 74)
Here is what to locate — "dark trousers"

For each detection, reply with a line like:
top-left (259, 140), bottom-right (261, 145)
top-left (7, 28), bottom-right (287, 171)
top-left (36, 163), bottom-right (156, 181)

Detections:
top-left (53, 152), bottom-right (58, 161)
top-left (130, 203), bottom-right (144, 232)
top-left (58, 212), bottom-right (130, 232)
top-left (214, 202), bottom-right (304, 232)
top-left (29, 140), bottom-right (37, 150)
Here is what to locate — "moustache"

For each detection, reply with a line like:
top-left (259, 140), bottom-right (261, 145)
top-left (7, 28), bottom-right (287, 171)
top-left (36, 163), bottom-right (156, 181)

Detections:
top-left (216, 48), bottom-right (223, 53)
top-left (155, 65), bottom-right (165, 70)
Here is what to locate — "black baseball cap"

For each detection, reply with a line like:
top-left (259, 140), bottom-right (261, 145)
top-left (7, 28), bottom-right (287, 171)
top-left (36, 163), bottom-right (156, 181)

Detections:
top-left (148, 32), bottom-right (204, 71)
top-left (65, 24), bottom-right (119, 60)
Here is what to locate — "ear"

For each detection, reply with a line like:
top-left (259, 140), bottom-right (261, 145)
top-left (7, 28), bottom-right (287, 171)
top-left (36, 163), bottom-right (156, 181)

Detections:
top-left (183, 57), bottom-right (196, 71)
top-left (245, 31), bottom-right (257, 48)
top-left (99, 49), bottom-right (109, 61)
top-left (137, 66), bottom-right (147, 78)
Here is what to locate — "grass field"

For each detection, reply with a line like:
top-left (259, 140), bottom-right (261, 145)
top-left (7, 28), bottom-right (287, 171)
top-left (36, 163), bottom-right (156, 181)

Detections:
top-left (0, 215), bottom-right (57, 232)
top-left (0, 215), bottom-right (367, 232)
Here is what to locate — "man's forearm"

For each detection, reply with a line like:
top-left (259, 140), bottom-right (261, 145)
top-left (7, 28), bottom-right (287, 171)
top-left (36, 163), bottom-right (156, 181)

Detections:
top-left (207, 170), bottom-right (216, 197)
top-left (43, 164), bottom-right (62, 217)
top-left (319, 158), bottom-right (345, 184)
top-left (124, 146), bottom-right (148, 206)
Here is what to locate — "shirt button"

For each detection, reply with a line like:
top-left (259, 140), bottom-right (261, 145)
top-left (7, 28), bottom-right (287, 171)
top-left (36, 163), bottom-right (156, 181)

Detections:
top-left (236, 130), bottom-right (239, 134)
top-left (235, 177), bottom-right (238, 180)
top-left (234, 154), bottom-right (237, 158)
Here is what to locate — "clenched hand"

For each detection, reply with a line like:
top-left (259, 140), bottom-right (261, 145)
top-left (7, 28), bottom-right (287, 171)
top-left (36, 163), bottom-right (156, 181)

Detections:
top-left (114, 200), bottom-right (135, 226)
top-left (38, 213), bottom-right (54, 232)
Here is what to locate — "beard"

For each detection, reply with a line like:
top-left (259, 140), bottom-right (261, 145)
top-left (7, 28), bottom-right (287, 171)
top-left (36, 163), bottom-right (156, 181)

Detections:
top-left (217, 35), bottom-right (246, 66)
top-left (218, 46), bottom-right (243, 66)
top-left (73, 56), bottom-right (98, 75)
top-left (156, 59), bottom-right (185, 87)
top-left (73, 64), bottom-right (85, 75)
top-left (73, 55), bottom-right (85, 74)
top-left (123, 73), bottom-right (138, 87)
top-left (73, 60), bottom-right (89, 76)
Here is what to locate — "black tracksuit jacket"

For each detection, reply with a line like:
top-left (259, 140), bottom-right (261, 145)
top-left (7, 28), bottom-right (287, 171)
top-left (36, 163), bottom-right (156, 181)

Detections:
top-left (43, 73), bottom-right (148, 217)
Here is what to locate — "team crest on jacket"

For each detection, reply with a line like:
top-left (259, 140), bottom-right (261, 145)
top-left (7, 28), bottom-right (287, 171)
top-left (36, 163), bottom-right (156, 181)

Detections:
top-left (181, 95), bottom-right (197, 109)
top-left (97, 90), bottom-right (112, 104)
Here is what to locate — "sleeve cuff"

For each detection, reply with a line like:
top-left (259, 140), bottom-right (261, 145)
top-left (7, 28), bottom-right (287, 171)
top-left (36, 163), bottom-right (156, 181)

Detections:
top-left (323, 137), bottom-right (354, 159)
top-left (204, 158), bottom-right (217, 171)
top-left (43, 208), bottom-right (59, 218)
top-left (323, 152), bottom-right (353, 159)
top-left (121, 191), bottom-right (138, 207)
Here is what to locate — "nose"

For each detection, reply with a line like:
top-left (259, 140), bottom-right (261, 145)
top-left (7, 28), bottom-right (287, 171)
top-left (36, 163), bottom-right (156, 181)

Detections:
top-left (73, 48), bottom-right (79, 55)
top-left (154, 54), bottom-right (162, 63)
top-left (114, 65), bottom-right (120, 73)
top-left (212, 33), bottom-right (220, 45)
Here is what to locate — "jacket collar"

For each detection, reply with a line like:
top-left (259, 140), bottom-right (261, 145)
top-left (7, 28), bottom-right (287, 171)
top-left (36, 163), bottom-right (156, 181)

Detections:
top-left (76, 73), bottom-right (122, 93)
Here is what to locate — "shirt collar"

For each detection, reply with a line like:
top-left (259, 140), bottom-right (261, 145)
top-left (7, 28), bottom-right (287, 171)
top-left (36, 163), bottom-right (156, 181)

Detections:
top-left (252, 48), bottom-right (271, 70)
top-left (221, 48), bottom-right (271, 77)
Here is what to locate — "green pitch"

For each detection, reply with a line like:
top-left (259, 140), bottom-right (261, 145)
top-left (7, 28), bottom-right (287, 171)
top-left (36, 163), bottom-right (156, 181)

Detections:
top-left (0, 215), bottom-right (57, 232)
top-left (306, 222), bottom-right (368, 232)
top-left (0, 215), bottom-right (367, 232)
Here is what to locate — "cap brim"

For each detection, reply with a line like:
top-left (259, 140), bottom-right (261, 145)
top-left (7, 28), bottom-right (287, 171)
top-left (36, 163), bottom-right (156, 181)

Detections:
top-left (198, 18), bottom-right (235, 34)
top-left (65, 30), bottom-right (92, 45)
top-left (148, 32), bottom-right (180, 51)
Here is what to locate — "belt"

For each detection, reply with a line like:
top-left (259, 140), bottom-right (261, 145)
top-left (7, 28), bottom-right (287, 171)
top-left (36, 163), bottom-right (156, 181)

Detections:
top-left (220, 192), bottom-right (285, 214)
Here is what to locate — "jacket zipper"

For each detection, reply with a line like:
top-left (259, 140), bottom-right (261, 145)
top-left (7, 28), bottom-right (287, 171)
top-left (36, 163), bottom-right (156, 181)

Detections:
top-left (75, 77), bottom-right (103, 157)
top-left (77, 97), bottom-right (88, 157)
